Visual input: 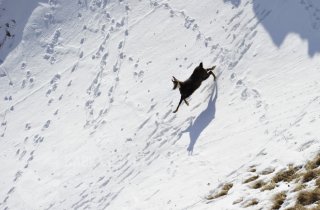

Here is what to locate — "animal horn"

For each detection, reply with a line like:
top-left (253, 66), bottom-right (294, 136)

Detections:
top-left (172, 76), bottom-right (179, 90)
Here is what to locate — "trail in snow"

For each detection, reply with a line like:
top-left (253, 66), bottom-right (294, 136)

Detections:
top-left (0, 0), bottom-right (320, 210)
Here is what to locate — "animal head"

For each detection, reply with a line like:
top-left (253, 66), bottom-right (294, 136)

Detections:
top-left (194, 62), bottom-right (204, 71)
top-left (172, 76), bottom-right (181, 90)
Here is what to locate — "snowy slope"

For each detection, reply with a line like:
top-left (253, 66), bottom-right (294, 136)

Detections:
top-left (1, 0), bottom-right (320, 209)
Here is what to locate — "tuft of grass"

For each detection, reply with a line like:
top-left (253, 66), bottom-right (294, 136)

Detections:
top-left (316, 178), bottom-right (320, 187)
top-left (248, 165), bottom-right (257, 173)
top-left (293, 183), bottom-right (306, 192)
top-left (310, 204), bottom-right (320, 210)
top-left (243, 199), bottom-right (259, 207)
top-left (301, 169), bottom-right (320, 183)
top-left (232, 197), bottom-right (243, 205)
top-left (272, 166), bottom-right (300, 183)
top-left (260, 167), bottom-right (275, 175)
top-left (271, 192), bottom-right (287, 210)
top-left (296, 188), bottom-right (320, 206)
top-left (251, 180), bottom-right (266, 189)
top-left (261, 181), bottom-right (276, 191)
top-left (243, 175), bottom-right (259, 184)
top-left (286, 204), bottom-right (320, 210)
top-left (305, 154), bottom-right (320, 170)
top-left (206, 183), bottom-right (233, 200)
top-left (248, 168), bottom-right (256, 173)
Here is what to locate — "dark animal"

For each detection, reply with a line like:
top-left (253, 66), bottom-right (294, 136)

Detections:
top-left (172, 62), bottom-right (216, 113)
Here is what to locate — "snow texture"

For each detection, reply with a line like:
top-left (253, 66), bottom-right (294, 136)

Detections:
top-left (1, 0), bottom-right (320, 209)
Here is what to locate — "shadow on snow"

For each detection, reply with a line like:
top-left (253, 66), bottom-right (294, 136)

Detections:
top-left (224, 0), bottom-right (320, 57)
top-left (183, 82), bottom-right (218, 155)
top-left (0, 0), bottom-right (45, 63)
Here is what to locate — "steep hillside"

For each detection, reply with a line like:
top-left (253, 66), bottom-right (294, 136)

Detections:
top-left (1, 0), bottom-right (320, 209)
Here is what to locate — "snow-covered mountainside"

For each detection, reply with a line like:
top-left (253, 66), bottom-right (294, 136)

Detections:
top-left (1, 0), bottom-right (320, 209)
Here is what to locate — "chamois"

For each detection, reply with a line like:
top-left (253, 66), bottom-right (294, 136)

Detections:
top-left (172, 62), bottom-right (216, 113)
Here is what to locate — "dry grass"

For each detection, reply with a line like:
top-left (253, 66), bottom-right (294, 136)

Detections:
top-left (293, 183), bottom-right (306, 192)
top-left (310, 205), bottom-right (320, 210)
top-left (296, 188), bottom-right (320, 206)
top-left (206, 183), bottom-right (233, 200)
top-left (243, 199), bottom-right (259, 207)
top-left (261, 181), bottom-right (276, 191)
top-left (248, 165), bottom-right (257, 173)
top-left (232, 197), bottom-right (243, 205)
top-left (302, 169), bottom-right (320, 183)
top-left (206, 154), bottom-right (320, 209)
top-left (271, 192), bottom-right (287, 210)
top-left (305, 154), bottom-right (320, 170)
top-left (251, 180), bottom-right (266, 189)
top-left (316, 178), bottom-right (320, 187)
top-left (260, 167), bottom-right (275, 175)
top-left (243, 175), bottom-right (259, 184)
top-left (272, 166), bottom-right (300, 183)
top-left (248, 168), bottom-right (256, 173)
top-left (286, 204), bottom-right (320, 210)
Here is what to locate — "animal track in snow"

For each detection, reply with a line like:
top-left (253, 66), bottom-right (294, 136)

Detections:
top-left (43, 28), bottom-right (62, 64)
top-left (79, 51), bottom-right (84, 58)
top-left (241, 88), bottom-right (248, 100)
top-left (71, 63), bottom-right (78, 73)
top-left (33, 134), bottom-right (44, 144)
top-left (46, 73), bottom-right (61, 97)
top-left (42, 120), bottom-right (51, 130)
top-left (43, 12), bottom-right (55, 27)
top-left (25, 123), bottom-right (31, 130)
top-left (133, 70), bottom-right (144, 82)
top-left (21, 70), bottom-right (35, 89)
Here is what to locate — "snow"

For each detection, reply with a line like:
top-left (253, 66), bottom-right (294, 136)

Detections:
top-left (1, 0), bottom-right (320, 209)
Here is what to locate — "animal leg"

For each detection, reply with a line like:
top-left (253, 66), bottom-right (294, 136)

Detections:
top-left (184, 99), bottom-right (189, 106)
top-left (206, 66), bottom-right (216, 71)
top-left (173, 96), bottom-right (184, 113)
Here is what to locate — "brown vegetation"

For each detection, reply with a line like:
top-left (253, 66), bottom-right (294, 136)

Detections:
top-left (272, 166), bottom-right (300, 183)
top-left (296, 188), bottom-right (320, 206)
top-left (243, 199), bottom-right (259, 207)
top-left (251, 180), bottom-right (267, 189)
top-left (261, 181), bottom-right (276, 191)
top-left (243, 175), bottom-right (259, 184)
top-left (271, 192), bottom-right (287, 210)
top-left (301, 168), bottom-right (320, 183)
top-left (305, 154), bottom-right (320, 170)
top-left (207, 154), bottom-right (320, 209)
top-left (206, 183), bottom-right (233, 200)
top-left (293, 183), bottom-right (306, 192)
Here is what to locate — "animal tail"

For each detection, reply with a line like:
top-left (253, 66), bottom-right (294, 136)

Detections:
top-left (172, 76), bottom-right (179, 90)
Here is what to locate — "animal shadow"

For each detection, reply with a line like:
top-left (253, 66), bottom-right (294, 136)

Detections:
top-left (184, 82), bottom-right (218, 155)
